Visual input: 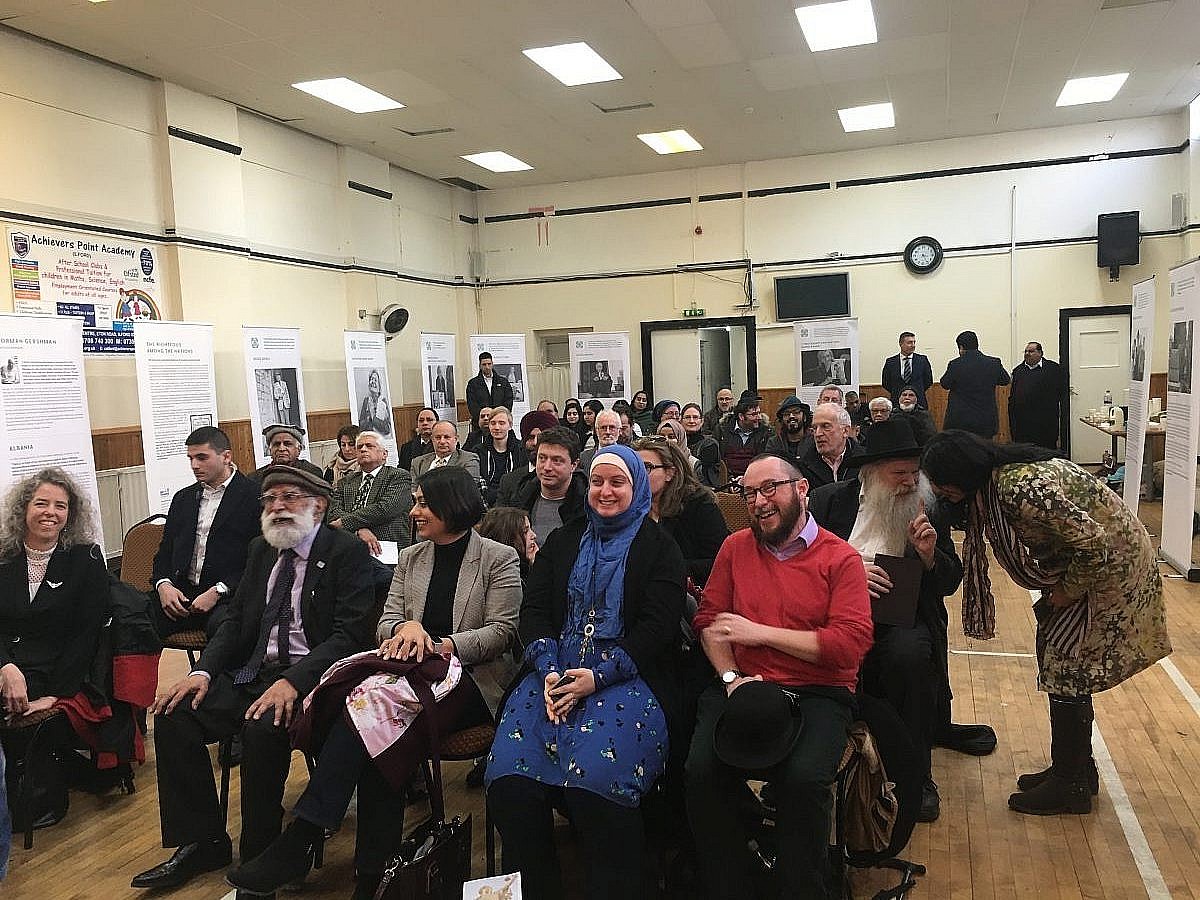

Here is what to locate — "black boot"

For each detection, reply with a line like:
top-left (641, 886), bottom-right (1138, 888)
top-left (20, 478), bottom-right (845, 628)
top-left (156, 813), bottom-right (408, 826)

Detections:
top-left (1009, 695), bottom-right (1093, 816)
top-left (1016, 758), bottom-right (1099, 795)
top-left (226, 818), bottom-right (321, 894)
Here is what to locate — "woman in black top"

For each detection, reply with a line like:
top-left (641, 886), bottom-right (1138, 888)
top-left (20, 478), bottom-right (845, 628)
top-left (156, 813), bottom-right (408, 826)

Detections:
top-left (680, 402), bottom-right (722, 488)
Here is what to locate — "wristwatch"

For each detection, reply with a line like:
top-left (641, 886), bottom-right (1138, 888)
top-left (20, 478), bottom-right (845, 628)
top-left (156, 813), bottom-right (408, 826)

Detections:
top-left (720, 669), bottom-right (743, 685)
top-left (214, 582), bottom-right (230, 598)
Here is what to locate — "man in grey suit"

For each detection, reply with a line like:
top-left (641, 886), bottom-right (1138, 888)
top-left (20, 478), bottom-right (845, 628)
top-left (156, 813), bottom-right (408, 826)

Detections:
top-left (411, 421), bottom-right (481, 479)
top-left (326, 430), bottom-right (413, 551)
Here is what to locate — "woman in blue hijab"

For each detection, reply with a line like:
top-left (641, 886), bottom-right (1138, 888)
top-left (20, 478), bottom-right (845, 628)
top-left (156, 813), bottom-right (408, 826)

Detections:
top-left (487, 442), bottom-right (687, 900)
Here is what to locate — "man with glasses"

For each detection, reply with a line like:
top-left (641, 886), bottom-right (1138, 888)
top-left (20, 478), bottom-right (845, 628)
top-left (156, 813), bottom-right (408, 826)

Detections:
top-left (687, 453), bottom-right (873, 899)
top-left (132, 466), bottom-right (375, 893)
top-left (253, 424), bottom-right (324, 482)
top-left (702, 387), bottom-right (735, 436)
top-left (765, 395), bottom-right (811, 463)
top-left (578, 409), bottom-right (622, 471)
top-left (326, 430), bottom-right (413, 553)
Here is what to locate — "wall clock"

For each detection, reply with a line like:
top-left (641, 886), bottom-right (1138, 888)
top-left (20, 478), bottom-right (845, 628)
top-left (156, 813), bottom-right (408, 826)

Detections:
top-left (903, 236), bottom-right (943, 275)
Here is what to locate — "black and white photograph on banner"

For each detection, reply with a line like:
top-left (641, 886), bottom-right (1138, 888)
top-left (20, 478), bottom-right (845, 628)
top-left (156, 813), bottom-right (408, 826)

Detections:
top-left (1131, 328), bottom-right (1147, 382)
top-left (501, 363), bottom-right (525, 402)
top-left (189, 413), bottom-right (213, 430)
top-left (1168, 320), bottom-right (1193, 394)
top-left (253, 367), bottom-right (302, 438)
top-left (577, 359), bottom-right (624, 399)
top-left (354, 365), bottom-right (393, 435)
top-left (801, 346), bottom-right (853, 386)
top-left (427, 364), bottom-right (456, 409)
top-left (1, 355), bottom-right (20, 384)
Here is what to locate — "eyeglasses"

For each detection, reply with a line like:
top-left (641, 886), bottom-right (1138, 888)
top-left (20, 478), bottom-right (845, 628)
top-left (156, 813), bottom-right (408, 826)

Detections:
top-left (734, 478), bottom-right (803, 503)
top-left (643, 462), bottom-right (672, 472)
top-left (259, 491), bottom-right (313, 507)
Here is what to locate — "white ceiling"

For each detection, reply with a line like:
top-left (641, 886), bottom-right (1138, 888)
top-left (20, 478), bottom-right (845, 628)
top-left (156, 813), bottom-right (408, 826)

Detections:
top-left (3, 0), bottom-right (1199, 189)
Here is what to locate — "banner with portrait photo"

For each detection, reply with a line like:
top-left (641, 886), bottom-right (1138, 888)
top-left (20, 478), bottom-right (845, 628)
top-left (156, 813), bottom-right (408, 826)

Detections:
top-left (570, 332), bottom-right (630, 403)
top-left (0, 314), bottom-right (104, 549)
top-left (344, 330), bottom-right (399, 461)
top-left (242, 326), bottom-right (310, 468)
top-left (420, 332), bottom-right (458, 422)
top-left (468, 333), bottom-right (530, 422)
top-left (134, 321), bottom-right (218, 516)
top-left (1122, 277), bottom-right (1156, 514)
top-left (794, 317), bottom-right (860, 407)
top-left (1160, 258), bottom-right (1200, 579)
top-left (7, 224), bottom-right (162, 354)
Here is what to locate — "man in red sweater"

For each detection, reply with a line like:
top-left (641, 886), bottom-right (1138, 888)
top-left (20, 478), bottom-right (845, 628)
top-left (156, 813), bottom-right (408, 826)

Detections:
top-left (687, 453), bottom-right (873, 900)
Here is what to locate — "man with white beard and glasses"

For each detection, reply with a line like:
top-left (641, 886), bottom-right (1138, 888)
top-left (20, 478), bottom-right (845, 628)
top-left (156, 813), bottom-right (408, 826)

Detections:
top-left (688, 453), bottom-right (872, 899)
top-left (807, 418), bottom-right (963, 823)
top-left (131, 466), bottom-right (375, 893)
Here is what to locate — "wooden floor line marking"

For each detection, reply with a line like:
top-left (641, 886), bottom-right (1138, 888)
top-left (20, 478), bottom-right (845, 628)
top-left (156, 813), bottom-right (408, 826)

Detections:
top-left (1159, 657), bottom-right (1200, 719)
top-left (949, 649), bottom-right (1035, 658)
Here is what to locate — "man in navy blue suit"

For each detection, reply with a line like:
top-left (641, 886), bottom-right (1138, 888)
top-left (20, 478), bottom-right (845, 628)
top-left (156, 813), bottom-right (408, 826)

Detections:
top-left (939, 331), bottom-right (1011, 437)
top-left (151, 426), bottom-right (261, 639)
top-left (881, 331), bottom-right (935, 409)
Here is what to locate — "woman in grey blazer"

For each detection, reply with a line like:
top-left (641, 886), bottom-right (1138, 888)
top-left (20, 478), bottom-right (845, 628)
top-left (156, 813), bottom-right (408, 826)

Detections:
top-left (226, 466), bottom-right (520, 900)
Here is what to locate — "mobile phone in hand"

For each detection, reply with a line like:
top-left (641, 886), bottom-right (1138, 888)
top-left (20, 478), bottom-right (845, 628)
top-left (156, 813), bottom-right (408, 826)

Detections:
top-left (550, 674), bottom-right (578, 694)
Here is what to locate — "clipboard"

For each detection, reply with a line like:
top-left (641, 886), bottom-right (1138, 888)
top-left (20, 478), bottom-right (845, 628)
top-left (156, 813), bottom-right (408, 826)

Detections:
top-left (871, 554), bottom-right (922, 628)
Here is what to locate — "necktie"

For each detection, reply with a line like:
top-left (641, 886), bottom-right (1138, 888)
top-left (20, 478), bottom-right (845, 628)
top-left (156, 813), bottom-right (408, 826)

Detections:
top-left (902, 357), bottom-right (911, 382)
top-left (433, 456), bottom-right (447, 468)
top-left (354, 473), bottom-right (374, 509)
top-left (233, 548), bottom-right (298, 684)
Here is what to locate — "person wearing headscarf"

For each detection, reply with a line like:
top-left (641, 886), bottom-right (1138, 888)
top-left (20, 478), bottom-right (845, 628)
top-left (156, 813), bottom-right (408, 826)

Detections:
top-left (652, 398), bottom-right (681, 425)
top-left (656, 417), bottom-right (702, 478)
top-left (630, 390), bottom-right (655, 435)
top-left (486, 443), bottom-right (686, 900)
top-left (921, 430), bottom-right (1171, 816)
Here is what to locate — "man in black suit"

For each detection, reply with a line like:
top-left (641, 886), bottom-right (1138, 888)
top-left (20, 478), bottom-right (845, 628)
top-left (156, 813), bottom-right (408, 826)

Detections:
top-left (1008, 342), bottom-right (1067, 449)
top-left (131, 466), bottom-right (375, 892)
top-left (252, 425), bottom-right (325, 482)
top-left (465, 352), bottom-right (514, 421)
top-left (326, 429), bottom-right (413, 550)
top-left (939, 331), bottom-right (1011, 437)
top-left (151, 426), bottom-right (261, 639)
top-left (398, 407), bottom-right (438, 471)
top-left (881, 331), bottom-right (935, 409)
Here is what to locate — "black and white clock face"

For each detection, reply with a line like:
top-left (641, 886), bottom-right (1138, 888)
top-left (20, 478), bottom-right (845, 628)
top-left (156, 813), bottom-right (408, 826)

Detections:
top-left (904, 236), bottom-right (943, 275)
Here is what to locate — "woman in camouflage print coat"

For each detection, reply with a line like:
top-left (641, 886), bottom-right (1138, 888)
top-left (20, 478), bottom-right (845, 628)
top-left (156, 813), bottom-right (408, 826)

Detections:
top-left (921, 431), bottom-right (1170, 818)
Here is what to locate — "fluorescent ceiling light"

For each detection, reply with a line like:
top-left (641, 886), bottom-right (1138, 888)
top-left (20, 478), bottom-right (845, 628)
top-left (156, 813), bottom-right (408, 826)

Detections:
top-left (461, 151), bottom-right (533, 173)
top-left (637, 129), bottom-right (703, 154)
top-left (1055, 73), bottom-right (1129, 107)
top-left (795, 0), bottom-right (878, 52)
top-left (291, 78), bottom-right (404, 113)
top-left (522, 42), bottom-right (622, 86)
top-left (837, 101), bottom-right (894, 132)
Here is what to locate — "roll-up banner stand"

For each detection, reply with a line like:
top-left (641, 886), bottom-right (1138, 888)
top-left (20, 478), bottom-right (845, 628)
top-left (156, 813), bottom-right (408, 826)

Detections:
top-left (243, 326), bottom-right (310, 468)
top-left (344, 330), bottom-right (399, 462)
top-left (1160, 257), bottom-right (1200, 580)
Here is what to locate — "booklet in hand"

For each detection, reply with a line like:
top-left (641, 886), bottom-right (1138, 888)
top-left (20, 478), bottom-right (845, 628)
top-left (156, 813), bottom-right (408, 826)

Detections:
top-left (871, 554), bottom-right (923, 628)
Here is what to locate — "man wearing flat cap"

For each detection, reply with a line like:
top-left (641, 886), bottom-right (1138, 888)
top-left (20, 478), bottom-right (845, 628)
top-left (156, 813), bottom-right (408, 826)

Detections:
top-left (688, 451), bottom-right (873, 899)
top-left (808, 418), bottom-right (965, 824)
top-left (132, 465), bottom-right (376, 892)
top-left (253, 424), bottom-right (324, 482)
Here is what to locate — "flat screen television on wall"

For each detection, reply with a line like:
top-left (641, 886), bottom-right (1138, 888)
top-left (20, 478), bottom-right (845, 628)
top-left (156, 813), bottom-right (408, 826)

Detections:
top-left (774, 273), bottom-right (850, 321)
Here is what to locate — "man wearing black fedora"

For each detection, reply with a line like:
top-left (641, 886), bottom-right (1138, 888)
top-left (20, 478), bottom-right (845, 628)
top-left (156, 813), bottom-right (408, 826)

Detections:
top-left (807, 418), bottom-right (977, 823)
top-left (688, 452), bottom-right (874, 899)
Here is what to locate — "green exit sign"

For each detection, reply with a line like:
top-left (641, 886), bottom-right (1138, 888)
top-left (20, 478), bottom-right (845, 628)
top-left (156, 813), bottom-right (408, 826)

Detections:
top-left (682, 307), bottom-right (706, 318)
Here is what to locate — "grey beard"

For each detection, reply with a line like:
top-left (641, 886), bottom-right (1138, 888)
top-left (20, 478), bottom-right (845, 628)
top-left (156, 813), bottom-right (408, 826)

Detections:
top-left (261, 503), bottom-right (319, 549)
top-left (852, 470), bottom-right (936, 556)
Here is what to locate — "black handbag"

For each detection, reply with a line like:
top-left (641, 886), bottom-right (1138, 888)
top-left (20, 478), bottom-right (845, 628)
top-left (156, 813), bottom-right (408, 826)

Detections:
top-left (373, 675), bottom-right (472, 900)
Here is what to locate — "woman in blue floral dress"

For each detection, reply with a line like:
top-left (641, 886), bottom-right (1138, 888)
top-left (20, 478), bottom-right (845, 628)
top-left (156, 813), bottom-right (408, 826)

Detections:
top-left (487, 442), bottom-right (687, 900)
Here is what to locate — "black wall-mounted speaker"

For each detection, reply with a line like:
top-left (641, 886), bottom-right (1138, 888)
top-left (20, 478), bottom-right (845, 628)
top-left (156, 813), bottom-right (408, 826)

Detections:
top-left (1097, 211), bottom-right (1140, 269)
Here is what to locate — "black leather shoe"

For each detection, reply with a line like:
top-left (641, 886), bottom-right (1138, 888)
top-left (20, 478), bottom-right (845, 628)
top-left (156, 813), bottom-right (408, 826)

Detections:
top-left (130, 837), bottom-right (232, 889)
top-left (935, 723), bottom-right (997, 756)
top-left (917, 779), bottom-right (941, 823)
top-left (225, 820), bottom-right (317, 895)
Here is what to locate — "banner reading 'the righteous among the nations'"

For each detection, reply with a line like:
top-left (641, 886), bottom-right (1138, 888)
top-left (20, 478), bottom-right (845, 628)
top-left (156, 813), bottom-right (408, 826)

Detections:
top-left (134, 321), bottom-right (218, 516)
top-left (344, 331), bottom-right (399, 461)
top-left (243, 326), bottom-right (310, 468)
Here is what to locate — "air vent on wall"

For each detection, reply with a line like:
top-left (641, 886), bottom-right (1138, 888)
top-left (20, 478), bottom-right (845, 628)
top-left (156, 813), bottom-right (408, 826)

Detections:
top-left (395, 126), bottom-right (456, 136)
top-left (592, 101), bottom-right (655, 114)
top-left (441, 176), bottom-right (490, 191)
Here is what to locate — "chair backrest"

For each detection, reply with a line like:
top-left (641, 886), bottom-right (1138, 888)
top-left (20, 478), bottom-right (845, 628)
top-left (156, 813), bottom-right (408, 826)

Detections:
top-left (713, 491), bottom-right (751, 533)
top-left (120, 514), bottom-right (167, 593)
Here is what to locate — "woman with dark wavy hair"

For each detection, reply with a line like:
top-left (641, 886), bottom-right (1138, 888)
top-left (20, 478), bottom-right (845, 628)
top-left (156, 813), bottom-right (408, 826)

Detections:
top-left (921, 430), bottom-right (1170, 816)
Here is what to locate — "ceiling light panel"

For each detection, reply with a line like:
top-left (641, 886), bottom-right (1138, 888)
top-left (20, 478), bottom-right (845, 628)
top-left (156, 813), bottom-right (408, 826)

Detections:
top-left (637, 129), bottom-right (703, 154)
top-left (461, 151), bottom-right (533, 173)
top-left (837, 101), bottom-right (894, 132)
top-left (291, 78), bottom-right (404, 113)
top-left (795, 0), bottom-right (878, 52)
top-left (1055, 73), bottom-right (1129, 106)
top-left (522, 42), bottom-right (622, 86)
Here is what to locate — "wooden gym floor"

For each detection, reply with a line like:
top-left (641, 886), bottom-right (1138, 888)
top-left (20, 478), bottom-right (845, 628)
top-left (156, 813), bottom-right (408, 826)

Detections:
top-left (6, 500), bottom-right (1200, 899)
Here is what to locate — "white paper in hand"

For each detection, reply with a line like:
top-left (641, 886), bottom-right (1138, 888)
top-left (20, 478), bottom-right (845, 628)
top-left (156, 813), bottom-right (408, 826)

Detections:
top-left (373, 540), bottom-right (399, 565)
top-left (463, 872), bottom-right (521, 900)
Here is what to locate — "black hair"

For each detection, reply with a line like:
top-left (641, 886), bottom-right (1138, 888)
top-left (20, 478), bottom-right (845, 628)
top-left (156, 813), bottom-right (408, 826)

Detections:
top-left (1027, 341), bottom-right (1043, 353)
top-left (536, 426), bottom-right (581, 462)
top-left (899, 331), bottom-right (915, 342)
top-left (921, 430), bottom-right (1058, 495)
top-left (478, 351), bottom-right (493, 362)
top-left (186, 426), bottom-right (231, 453)
top-left (479, 506), bottom-right (533, 567)
top-left (336, 424), bottom-right (361, 443)
top-left (583, 399), bottom-right (604, 414)
top-left (418, 406), bottom-right (440, 421)
top-left (415, 465), bottom-right (485, 533)
top-left (956, 330), bottom-right (979, 351)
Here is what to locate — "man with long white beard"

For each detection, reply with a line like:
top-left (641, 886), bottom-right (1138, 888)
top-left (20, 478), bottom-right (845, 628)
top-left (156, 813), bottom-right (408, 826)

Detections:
top-left (808, 418), bottom-right (963, 824)
top-left (132, 466), bottom-right (375, 893)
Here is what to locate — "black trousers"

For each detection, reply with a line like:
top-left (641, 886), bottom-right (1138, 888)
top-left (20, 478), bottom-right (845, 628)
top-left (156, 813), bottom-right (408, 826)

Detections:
top-left (153, 667), bottom-right (293, 862)
top-left (686, 683), bottom-right (852, 900)
top-left (860, 620), bottom-right (936, 779)
top-left (291, 678), bottom-right (489, 875)
top-left (147, 583), bottom-right (222, 641)
top-left (487, 775), bottom-right (647, 900)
